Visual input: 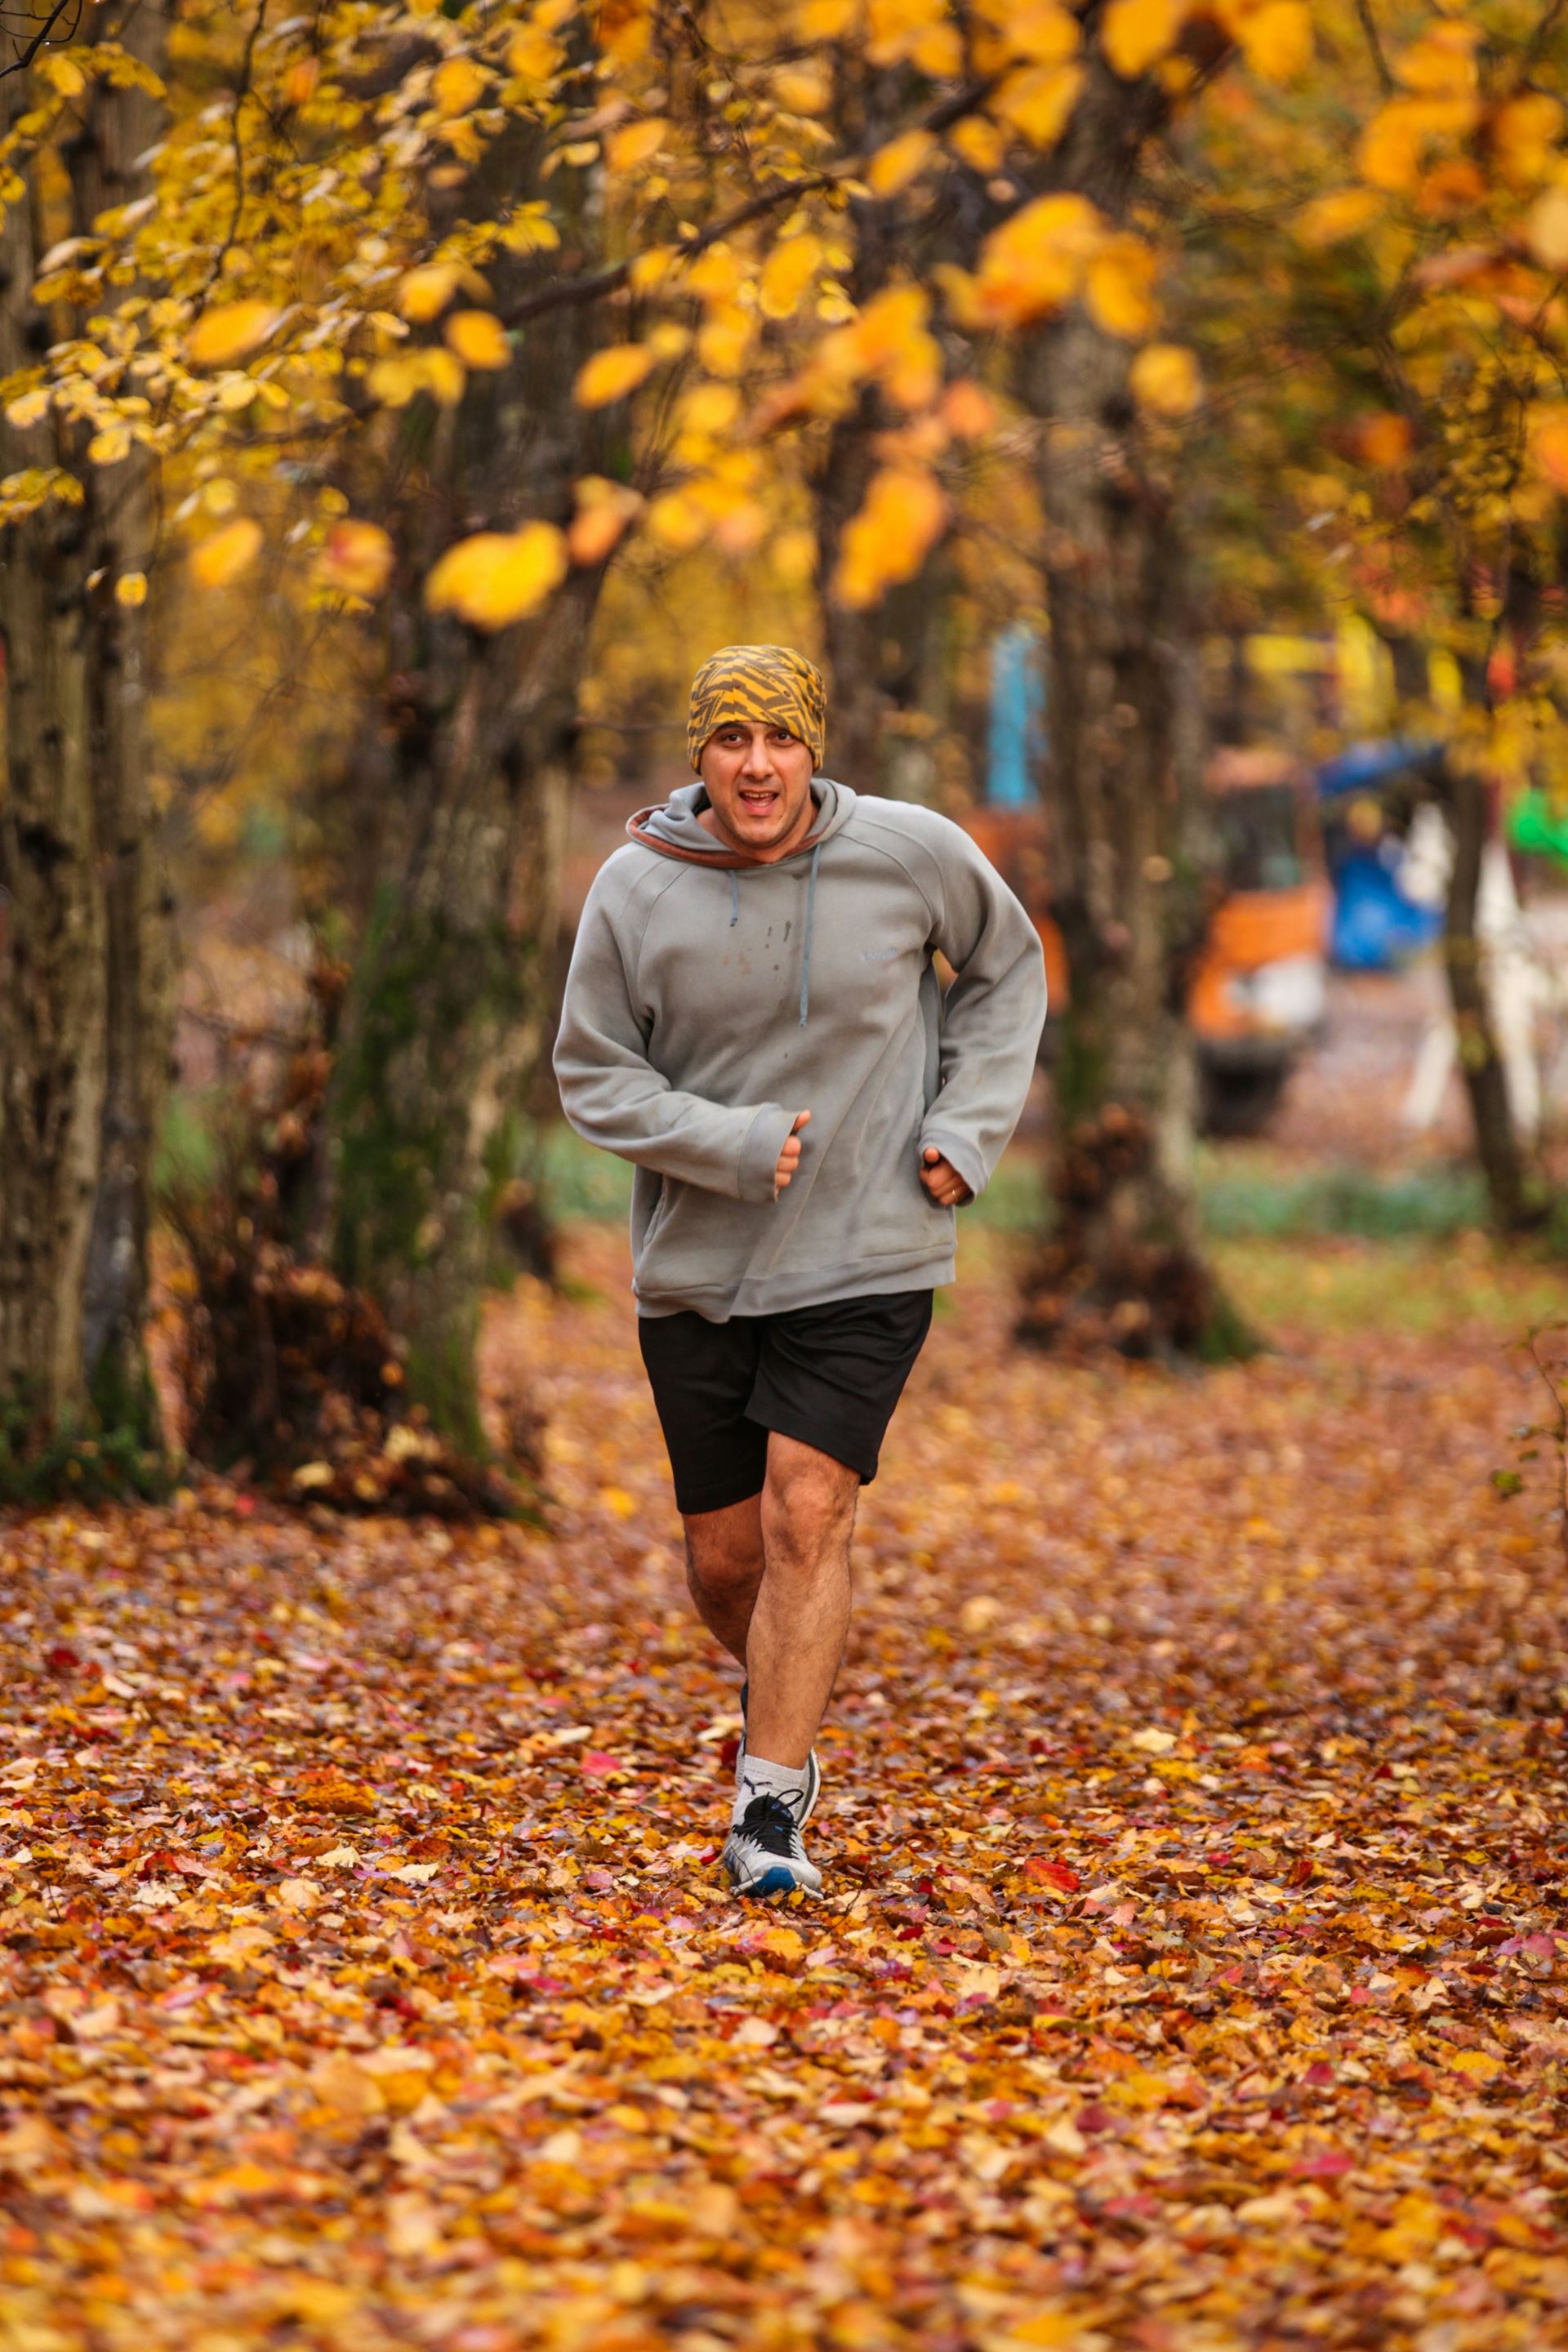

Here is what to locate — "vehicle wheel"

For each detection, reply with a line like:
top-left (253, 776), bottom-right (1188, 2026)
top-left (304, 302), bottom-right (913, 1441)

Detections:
top-left (1200, 1064), bottom-right (1286, 1138)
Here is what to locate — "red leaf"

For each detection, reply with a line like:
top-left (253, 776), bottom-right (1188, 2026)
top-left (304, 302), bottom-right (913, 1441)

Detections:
top-left (1026, 1857), bottom-right (1080, 1892)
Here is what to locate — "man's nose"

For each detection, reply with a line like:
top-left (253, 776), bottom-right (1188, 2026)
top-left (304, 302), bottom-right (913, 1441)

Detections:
top-left (740, 737), bottom-right (776, 778)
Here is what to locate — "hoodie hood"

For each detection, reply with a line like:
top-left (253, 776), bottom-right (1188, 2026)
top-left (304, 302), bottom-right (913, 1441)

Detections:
top-left (626, 777), bottom-right (856, 869)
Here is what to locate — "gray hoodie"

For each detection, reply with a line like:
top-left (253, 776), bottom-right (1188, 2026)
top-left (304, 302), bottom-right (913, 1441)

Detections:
top-left (554, 779), bottom-right (1047, 1319)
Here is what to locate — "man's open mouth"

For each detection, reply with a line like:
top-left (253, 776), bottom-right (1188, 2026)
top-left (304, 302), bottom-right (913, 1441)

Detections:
top-left (738, 788), bottom-right (779, 812)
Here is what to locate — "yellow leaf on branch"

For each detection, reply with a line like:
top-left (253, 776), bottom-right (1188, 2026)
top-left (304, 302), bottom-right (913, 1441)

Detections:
top-left (773, 61), bottom-right (831, 114)
top-left (866, 0), bottom-right (961, 74)
top-left (114, 572), bottom-right (148, 608)
top-left (959, 192), bottom-right (1102, 327)
top-left (1529, 412), bottom-right (1568, 494)
top-left (1129, 341), bottom-right (1200, 415)
top-left (1102, 0), bottom-right (1183, 81)
top-left (1526, 186), bottom-right (1568, 274)
top-left (576, 343), bottom-right (659, 408)
top-left (1238, 2), bottom-right (1312, 83)
top-left (189, 518), bottom-right (262, 590)
top-left (697, 306), bottom-right (755, 379)
top-left (1393, 22), bottom-right (1477, 97)
top-left (1356, 412), bottom-right (1413, 469)
top-left (444, 310), bottom-right (511, 370)
top-left (1490, 93), bottom-right (1562, 188)
top-left (425, 522), bottom-right (568, 630)
top-left (758, 234), bottom-right (823, 321)
top-left (1356, 96), bottom-right (1479, 193)
top-left (187, 302), bottom-right (280, 368)
top-left (941, 379), bottom-right (997, 439)
top-left (398, 265), bottom-right (460, 323)
top-left (867, 127), bottom-right (937, 197)
top-left (567, 477), bottom-right (644, 568)
top-left (507, 24), bottom-right (563, 82)
top-left (686, 243), bottom-right (744, 305)
top-left (4, 387), bottom-right (49, 429)
top-left (368, 349), bottom-right (466, 410)
top-left (981, 0), bottom-right (1080, 67)
top-left (432, 56), bottom-right (488, 116)
top-left (315, 520), bottom-right (394, 599)
top-left (1294, 187), bottom-right (1383, 247)
top-left (992, 65), bottom-right (1084, 149)
top-left (1085, 235), bottom-right (1159, 337)
top-left (833, 463), bottom-right (946, 608)
top-left (606, 118), bottom-right (670, 172)
top-left (948, 116), bottom-right (1004, 175)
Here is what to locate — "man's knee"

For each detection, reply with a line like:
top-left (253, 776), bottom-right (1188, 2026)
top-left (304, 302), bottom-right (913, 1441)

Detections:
top-left (763, 1436), bottom-right (860, 1554)
top-left (684, 1511), bottom-right (764, 1596)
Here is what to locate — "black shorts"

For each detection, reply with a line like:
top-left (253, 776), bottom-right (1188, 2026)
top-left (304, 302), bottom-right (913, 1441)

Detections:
top-left (638, 1290), bottom-right (933, 1516)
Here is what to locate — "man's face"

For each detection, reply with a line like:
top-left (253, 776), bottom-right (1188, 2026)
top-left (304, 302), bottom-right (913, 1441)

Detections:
top-left (698, 722), bottom-right (816, 858)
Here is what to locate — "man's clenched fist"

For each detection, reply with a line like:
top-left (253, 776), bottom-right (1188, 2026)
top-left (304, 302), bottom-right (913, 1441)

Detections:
top-left (920, 1146), bottom-right (972, 1209)
top-left (774, 1109), bottom-right (810, 1198)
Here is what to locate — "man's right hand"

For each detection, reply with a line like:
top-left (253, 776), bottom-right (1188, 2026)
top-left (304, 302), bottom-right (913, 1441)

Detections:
top-left (774, 1109), bottom-right (810, 1199)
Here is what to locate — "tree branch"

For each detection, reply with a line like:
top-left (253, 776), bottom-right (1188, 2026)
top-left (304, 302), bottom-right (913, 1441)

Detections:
top-left (502, 74), bottom-right (994, 330)
top-left (0, 0), bottom-right (82, 81)
top-left (204, 0), bottom-right (268, 292)
top-left (1526, 0), bottom-right (1568, 69)
top-left (1354, 0), bottom-right (1394, 96)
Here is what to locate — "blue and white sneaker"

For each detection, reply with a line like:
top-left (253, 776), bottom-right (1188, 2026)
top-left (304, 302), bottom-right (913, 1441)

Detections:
top-left (722, 1792), bottom-right (822, 1897)
top-left (736, 1682), bottom-right (822, 1826)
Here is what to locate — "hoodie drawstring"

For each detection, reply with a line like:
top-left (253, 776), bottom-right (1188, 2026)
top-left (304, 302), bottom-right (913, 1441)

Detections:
top-left (723, 840), bottom-right (824, 1023)
top-left (799, 839), bottom-right (823, 1028)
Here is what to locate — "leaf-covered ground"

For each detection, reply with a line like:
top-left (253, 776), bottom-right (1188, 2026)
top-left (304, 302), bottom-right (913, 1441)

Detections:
top-left (4, 1224), bottom-right (1568, 2352)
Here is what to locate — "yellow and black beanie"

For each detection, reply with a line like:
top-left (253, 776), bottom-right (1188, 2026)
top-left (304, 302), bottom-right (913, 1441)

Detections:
top-left (687, 644), bottom-right (826, 773)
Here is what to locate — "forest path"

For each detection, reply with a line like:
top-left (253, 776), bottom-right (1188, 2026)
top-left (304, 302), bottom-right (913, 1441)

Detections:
top-left (2, 1227), bottom-right (1566, 2350)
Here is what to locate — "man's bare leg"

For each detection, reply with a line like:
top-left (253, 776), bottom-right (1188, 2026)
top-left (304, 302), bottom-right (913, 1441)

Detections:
top-left (745, 1434), bottom-right (860, 1771)
top-left (683, 1494), bottom-right (764, 1665)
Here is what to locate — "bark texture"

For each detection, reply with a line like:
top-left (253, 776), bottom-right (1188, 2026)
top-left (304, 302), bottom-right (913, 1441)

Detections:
top-left (70, 9), bottom-right (173, 1429)
top-left (1016, 56), bottom-right (1241, 1357)
top-left (323, 129), bottom-right (611, 1460)
top-left (807, 68), bottom-right (973, 796)
top-left (0, 7), bottom-right (171, 1466)
top-left (1442, 762), bottom-right (1532, 1232)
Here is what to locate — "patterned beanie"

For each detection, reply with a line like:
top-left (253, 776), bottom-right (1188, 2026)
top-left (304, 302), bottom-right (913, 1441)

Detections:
top-left (687, 644), bottom-right (826, 773)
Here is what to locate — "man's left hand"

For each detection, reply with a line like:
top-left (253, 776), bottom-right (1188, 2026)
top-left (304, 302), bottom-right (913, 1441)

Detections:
top-left (920, 1147), bottom-right (973, 1209)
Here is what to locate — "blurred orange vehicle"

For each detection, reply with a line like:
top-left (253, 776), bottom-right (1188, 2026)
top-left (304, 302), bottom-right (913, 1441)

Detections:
top-left (962, 746), bottom-right (1330, 1136)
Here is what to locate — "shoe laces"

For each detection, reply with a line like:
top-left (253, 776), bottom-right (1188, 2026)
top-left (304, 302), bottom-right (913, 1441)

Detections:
top-left (738, 1793), bottom-right (804, 1858)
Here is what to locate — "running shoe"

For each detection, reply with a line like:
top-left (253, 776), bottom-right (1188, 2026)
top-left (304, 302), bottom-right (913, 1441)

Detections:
top-left (735, 1682), bottom-right (822, 1825)
top-left (722, 1791), bottom-right (822, 1898)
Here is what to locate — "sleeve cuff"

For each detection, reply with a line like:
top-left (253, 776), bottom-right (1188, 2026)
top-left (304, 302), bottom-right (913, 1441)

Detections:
top-left (920, 1127), bottom-right (989, 1201)
top-left (737, 1102), bottom-right (795, 1204)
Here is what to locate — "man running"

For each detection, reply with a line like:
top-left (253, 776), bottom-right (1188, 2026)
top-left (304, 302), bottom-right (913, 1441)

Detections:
top-left (555, 645), bottom-right (1046, 1896)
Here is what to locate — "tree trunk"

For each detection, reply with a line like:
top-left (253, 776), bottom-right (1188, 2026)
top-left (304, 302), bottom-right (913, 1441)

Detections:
top-left (1443, 762), bottom-right (1533, 1232)
top-left (812, 384), bottom-right (886, 786)
top-left (323, 131), bottom-right (612, 1462)
top-left (71, 6), bottom-right (173, 1434)
top-left (0, 7), bottom-right (171, 1475)
top-left (808, 69), bottom-right (943, 794)
top-left (327, 592), bottom-right (586, 1459)
top-left (0, 177), bottom-right (105, 1432)
top-left (1016, 59), bottom-right (1244, 1357)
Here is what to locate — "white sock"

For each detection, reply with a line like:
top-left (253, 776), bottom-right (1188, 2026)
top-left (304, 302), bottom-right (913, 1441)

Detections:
top-left (732, 1753), bottom-right (811, 1827)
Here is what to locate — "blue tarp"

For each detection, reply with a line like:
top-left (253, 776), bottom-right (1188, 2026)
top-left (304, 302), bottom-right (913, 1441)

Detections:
top-left (986, 622), bottom-right (1046, 808)
top-left (1329, 849), bottom-right (1442, 970)
top-left (1316, 738), bottom-right (1441, 799)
